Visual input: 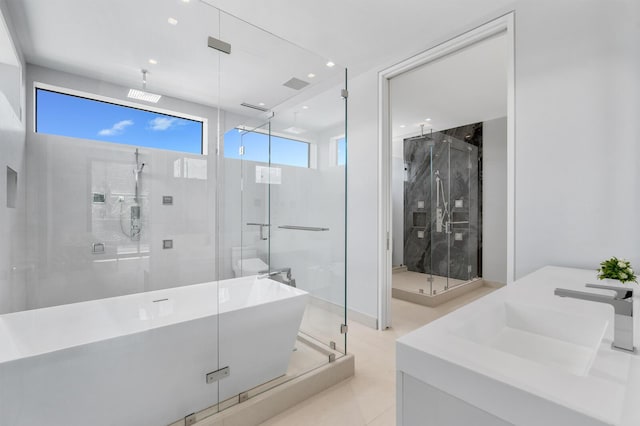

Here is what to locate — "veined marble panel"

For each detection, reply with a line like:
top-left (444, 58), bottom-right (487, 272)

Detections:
top-left (403, 123), bottom-right (482, 282)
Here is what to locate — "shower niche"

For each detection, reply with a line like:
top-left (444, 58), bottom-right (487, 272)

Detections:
top-left (403, 123), bottom-right (482, 293)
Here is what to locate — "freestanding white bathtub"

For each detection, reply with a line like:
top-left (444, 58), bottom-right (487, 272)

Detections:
top-left (0, 276), bottom-right (308, 426)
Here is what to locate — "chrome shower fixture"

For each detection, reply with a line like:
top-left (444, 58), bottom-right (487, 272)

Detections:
top-left (118, 148), bottom-right (146, 241)
top-left (133, 148), bottom-right (146, 204)
top-left (127, 69), bottom-right (162, 103)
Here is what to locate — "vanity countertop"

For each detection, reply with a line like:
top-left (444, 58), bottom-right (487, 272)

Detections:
top-left (397, 266), bottom-right (640, 426)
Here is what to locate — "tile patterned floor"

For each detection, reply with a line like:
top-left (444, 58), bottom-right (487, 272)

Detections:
top-left (260, 285), bottom-right (496, 425)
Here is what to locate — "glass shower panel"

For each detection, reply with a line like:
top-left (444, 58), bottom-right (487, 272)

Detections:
top-left (448, 137), bottom-right (479, 285)
top-left (214, 9), bottom-right (347, 415)
top-left (403, 134), bottom-right (435, 294)
top-left (405, 130), bottom-right (480, 296)
top-left (429, 135), bottom-right (480, 292)
top-left (270, 82), bottom-right (348, 355)
top-left (238, 122), bottom-right (272, 279)
top-left (0, 2), bottom-right (223, 425)
top-left (429, 136), bottom-right (451, 293)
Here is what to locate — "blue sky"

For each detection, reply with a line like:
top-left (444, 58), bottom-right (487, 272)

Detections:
top-left (36, 89), bottom-right (321, 166)
top-left (224, 129), bottom-right (310, 168)
top-left (337, 137), bottom-right (346, 166)
top-left (36, 89), bottom-right (203, 154)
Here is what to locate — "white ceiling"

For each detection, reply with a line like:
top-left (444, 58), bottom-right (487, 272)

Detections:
top-left (4, 0), bottom-right (512, 134)
top-left (202, 0), bottom-right (513, 75)
top-left (390, 33), bottom-right (508, 140)
top-left (5, 0), bottom-right (346, 131)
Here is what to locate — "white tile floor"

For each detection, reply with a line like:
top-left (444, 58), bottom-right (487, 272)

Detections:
top-left (260, 285), bottom-right (496, 425)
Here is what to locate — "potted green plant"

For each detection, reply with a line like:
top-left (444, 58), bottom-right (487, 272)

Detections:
top-left (597, 257), bottom-right (637, 284)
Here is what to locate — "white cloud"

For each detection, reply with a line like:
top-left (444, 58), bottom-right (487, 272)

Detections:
top-left (149, 117), bottom-right (178, 131)
top-left (98, 120), bottom-right (134, 136)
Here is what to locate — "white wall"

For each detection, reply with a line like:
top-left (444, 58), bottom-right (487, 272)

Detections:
top-left (24, 65), bottom-right (219, 309)
top-left (0, 0), bottom-right (26, 315)
top-left (346, 71), bottom-right (380, 324)
top-left (0, 63), bottom-right (20, 118)
top-left (21, 64), bottom-right (350, 325)
top-left (482, 117), bottom-right (507, 283)
top-left (513, 0), bottom-right (639, 277)
top-left (344, 0), bottom-right (640, 325)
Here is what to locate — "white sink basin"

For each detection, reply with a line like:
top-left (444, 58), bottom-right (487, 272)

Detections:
top-left (451, 302), bottom-right (608, 376)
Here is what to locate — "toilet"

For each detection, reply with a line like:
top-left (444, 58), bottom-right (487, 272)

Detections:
top-left (231, 247), bottom-right (269, 277)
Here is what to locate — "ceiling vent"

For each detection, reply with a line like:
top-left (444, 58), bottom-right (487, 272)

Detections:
top-left (283, 77), bottom-right (309, 90)
top-left (240, 102), bottom-right (269, 112)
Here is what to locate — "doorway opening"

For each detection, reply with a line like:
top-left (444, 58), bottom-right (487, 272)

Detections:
top-left (378, 13), bottom-right (515, 328)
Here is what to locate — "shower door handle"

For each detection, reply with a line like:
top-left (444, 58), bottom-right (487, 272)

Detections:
top-left (278, 225), bottom-right (330, 231)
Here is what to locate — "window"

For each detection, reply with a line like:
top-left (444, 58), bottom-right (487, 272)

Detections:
top-left (224, 128), bottom-right (310, 168)
top-left (35, 87), bottom-right (205, 155)
top-left (337, 136), bottom-right (346, 166)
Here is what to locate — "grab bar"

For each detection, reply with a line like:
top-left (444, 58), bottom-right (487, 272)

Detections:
top-left (278, 225), bottom-right (329, 232)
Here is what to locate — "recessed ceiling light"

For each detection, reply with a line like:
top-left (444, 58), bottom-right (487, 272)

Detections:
top-left (302, 105), bottom-right (309, 110)
top-left (307, 73), bottom-right (316, 78)
top-left (181, 0), bottom-right (190, 2)
top-left (326, 61), bottom-right (335, 68)
top-left (426, 118), bottom-right (431, 121)
top-left (283, 126), bottom-right (307, 135)
top-left (148, 59), bottom-right (158, 65)
top-left (258, 102), bottom-right (265, 106)
top-left (400, 125), bottom-right (406, 128)
top-left (168, 17), bottom-right (178, 25)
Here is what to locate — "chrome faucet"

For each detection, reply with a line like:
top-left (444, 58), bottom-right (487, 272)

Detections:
top-left (257, 267), bottom-right (296, 287)
top-left (258, 267), bottom-right (291, 280)
top-left (554, 284), bottom-right (635, 353)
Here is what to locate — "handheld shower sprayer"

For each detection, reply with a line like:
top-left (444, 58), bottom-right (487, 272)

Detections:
top-left (130, 149), bottom-right (146, 240)
top-left (133, 149), bottom-right (146, 204)
top-left (119, 149), bottom-right (148, 241)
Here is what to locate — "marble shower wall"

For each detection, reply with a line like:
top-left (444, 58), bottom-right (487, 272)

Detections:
top-left (403, 123), bottom-right (481, 282)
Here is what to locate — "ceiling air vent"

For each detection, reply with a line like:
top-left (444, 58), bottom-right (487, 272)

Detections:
top-left (240, 102), bottom-right (269, 112)
top-left (283, 77), bottom-right (309, 90)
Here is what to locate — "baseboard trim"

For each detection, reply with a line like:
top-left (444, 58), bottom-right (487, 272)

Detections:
top-left (308, 295), bottom-right (378, 329)
top-left (482, 280), bottom-right (506, 289)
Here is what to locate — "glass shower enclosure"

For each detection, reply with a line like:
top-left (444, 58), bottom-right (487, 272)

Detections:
top-left (404, 132), bottom-right (480, 296)
top-left (215, 9), bottom-right (349, 413)
top-left (0, 1), bottom-right (347, 425)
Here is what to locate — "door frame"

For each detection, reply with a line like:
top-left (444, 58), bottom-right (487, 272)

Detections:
top-left (377, 13), bottom-right (516, 329)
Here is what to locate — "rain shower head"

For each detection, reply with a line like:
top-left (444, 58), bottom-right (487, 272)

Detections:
top-left (128, 70), bottom-right (162, 103)
top-left (405, 134), bottom-right (433, 142)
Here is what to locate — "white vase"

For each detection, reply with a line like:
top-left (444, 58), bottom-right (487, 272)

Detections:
top-left (596, 277), bottom-right (638, 298)
top-left (600, 278), bottom-right (623, 287)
